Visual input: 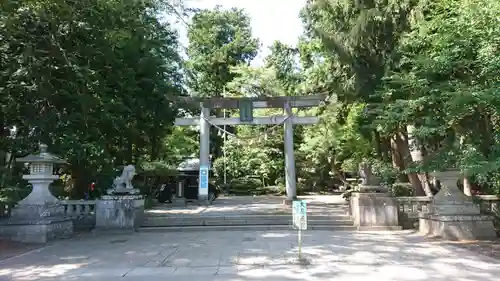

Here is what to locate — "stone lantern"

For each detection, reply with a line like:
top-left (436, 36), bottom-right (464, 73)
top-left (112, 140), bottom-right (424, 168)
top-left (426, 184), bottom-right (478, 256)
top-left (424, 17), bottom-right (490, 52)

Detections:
top-left (0, 144), bottom-right (73, 243)
top-left (16, 143), bottom-right (66, 205)
top-left (419, 169), bottom-right (496, 240)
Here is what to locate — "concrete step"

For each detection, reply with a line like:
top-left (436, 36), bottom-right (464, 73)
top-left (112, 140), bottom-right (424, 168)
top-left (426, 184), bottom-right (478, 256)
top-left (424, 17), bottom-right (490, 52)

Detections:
top-left (139, 224), bottom-right (357, 232)
top-left (142, 215), bottom-right (352, 222)
top-left (141, 219), bottom-right (354, 227)
top-left (143, 213), bottom-right (350, 219)
top-left (141, 215), bottom-right (354, 227)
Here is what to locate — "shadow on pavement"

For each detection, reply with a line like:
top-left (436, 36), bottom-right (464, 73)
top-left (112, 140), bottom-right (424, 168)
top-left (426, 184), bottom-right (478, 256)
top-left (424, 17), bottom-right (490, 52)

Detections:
top-left (0, 230), bottom-right (499, 281)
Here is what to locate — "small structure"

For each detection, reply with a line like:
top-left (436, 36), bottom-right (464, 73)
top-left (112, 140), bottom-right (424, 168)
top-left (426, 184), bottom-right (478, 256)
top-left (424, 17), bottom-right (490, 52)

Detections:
top-left (419, 169), bottom-right (496, 240)
top-left (350, 162), bottom-right (401, 230)
top-left (175, 158), bottom-right (202, 200)
top-left (0, 144), bottom-right (72, 243)
top-left (173, 158), bottom-right (218, 204)
top-left (175, 95), bottom-right (326, 205)
top-left (95, 165), bottom-right (144, 232)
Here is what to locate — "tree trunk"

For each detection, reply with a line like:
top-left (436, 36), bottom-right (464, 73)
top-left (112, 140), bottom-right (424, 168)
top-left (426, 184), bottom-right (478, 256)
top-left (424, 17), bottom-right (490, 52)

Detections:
top-left (150, 136), bottom-right (159, 161)
top-left (126, 138), bottom-right (133, 164)
top-left (379, 136), bottom-right (392, 162)
top-left (462, 177), bottom-right (472, 196)
top-left (330, 157), bottom-right (352, 188)
top-left (390, 130), bottom-right (425, 195)
top-left (70, 164), bottom-right (90, 199)
top-left (407, 125), bottom-right (433, 196)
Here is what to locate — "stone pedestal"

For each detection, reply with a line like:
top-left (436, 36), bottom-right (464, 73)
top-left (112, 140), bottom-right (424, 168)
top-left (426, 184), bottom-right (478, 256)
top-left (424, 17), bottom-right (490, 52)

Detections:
top-left (0, 203), bottom-right (73, 243)
top-left (419, 170), bottom-right (496, 240)
top-left (0, 187), bottom-right (73, 244)
top-left (350, 186), bottom-right (402, 231)
top-left (419, 213), bottom-right (496, 240)
top-left (95, 195), bottom-right (145, 232)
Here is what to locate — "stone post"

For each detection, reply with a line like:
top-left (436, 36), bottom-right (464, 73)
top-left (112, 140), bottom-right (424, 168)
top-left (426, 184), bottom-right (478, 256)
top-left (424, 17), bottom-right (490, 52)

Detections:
top-left (283, 101), bottom-right (297, 205)
top-left (350, 162), bottom-right (401, 231)
top-left (0, 144), bottom-right (73, 243)
top-left (419, 169), bottom-right (496, 240)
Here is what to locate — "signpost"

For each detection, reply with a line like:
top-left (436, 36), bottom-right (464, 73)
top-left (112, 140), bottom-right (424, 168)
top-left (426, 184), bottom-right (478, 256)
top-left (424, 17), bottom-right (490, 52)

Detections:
top-left (292, 200), bottom-right (307, 260)
top-left (199, 165), bottom-right (209, 198)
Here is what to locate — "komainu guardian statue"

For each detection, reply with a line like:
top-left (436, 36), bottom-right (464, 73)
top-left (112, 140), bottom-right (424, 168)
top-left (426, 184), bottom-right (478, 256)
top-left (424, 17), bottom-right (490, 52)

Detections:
top-left (107, 165), bottom-right (139, 195)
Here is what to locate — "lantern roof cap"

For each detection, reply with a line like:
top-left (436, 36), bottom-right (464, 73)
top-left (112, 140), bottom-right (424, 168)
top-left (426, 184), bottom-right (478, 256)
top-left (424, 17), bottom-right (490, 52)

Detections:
top-left (16, 144), bottom-right (67, 164)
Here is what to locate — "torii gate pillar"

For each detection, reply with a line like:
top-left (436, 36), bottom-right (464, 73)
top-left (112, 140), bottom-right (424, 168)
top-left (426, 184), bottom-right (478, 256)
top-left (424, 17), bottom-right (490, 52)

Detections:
top-left (199, 106), bottom-right (210, 201)
top-left (283, 102), bottom-right (297, 202)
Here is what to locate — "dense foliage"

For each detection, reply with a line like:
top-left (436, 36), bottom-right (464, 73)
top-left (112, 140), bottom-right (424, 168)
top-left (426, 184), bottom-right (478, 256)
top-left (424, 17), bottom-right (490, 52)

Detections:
top-left (207, 0), bottom-right (500, 195)
top-left (297, 0), bottom-right (500, 195)
top-left (0, 0), bottom-right (184, 199)
top-left (1, 0), bottom-right (499, 200)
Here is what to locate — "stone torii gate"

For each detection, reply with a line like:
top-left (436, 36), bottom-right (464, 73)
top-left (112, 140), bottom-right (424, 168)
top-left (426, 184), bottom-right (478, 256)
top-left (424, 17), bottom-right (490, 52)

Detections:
top-left (175, 95), bottom-right (326, 204)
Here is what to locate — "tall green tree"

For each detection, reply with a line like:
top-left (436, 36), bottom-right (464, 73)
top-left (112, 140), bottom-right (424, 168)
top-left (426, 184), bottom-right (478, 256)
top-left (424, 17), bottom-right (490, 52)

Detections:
top-left (0, 0), bottom-right (184, 197)
top-left (300, 0), bottom-right (429, 193)
top-left (297, 0), bottom-right (500, 195)
top-left (184, 6), bottom-right (260, 159)
top-left (185, 6), bottom-right (259, 98)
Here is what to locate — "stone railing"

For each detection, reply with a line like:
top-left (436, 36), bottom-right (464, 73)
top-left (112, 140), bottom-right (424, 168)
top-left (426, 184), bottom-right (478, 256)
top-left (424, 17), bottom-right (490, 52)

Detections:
top-left (1, 200), bottom-right (97, 230)
top-left (394, 195), bottom-right (500, 229)
top-left (394, 196), bottom-right (432, 229)
top-left (474, 195), bottom-right (500, 215)
top-left (61, 200), bottom-right (97, 230)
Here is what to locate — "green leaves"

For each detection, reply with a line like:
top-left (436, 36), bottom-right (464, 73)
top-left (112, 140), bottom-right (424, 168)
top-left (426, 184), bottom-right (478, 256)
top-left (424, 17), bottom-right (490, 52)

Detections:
top-left (296, 0), bottom-right (500, 193)
top-left (1, 0), bottom-right (184, 197)
top-left (185, 7), bottom-right (259, 97)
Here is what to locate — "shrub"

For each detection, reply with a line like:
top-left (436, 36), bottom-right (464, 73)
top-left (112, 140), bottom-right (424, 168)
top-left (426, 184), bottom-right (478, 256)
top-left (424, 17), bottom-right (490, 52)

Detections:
top-left (229, 177), bottom-right (263, 195)
top-left (390, 182), bottom-right (414, 196)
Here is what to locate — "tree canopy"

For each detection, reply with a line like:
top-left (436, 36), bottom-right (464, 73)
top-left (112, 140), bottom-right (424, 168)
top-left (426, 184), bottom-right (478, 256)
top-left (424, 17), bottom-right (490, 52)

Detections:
top-left (1, 0), bottom-right (499, 200)
top-left (1, 0), bottom-right (184, 198)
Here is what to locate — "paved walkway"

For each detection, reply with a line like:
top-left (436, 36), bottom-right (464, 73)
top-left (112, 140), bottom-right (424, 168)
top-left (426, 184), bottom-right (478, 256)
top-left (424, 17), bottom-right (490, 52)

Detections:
top-left (1, 230), bottom-right (499, 281)
top-left (146, 195), bottom-right (347, 217)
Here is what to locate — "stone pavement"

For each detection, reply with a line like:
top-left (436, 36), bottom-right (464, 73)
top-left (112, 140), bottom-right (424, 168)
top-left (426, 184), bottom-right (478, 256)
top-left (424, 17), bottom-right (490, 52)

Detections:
top-left (1, 230), bottom-right (499, 281)
top-left (146, 195), bottom-right (347, 217)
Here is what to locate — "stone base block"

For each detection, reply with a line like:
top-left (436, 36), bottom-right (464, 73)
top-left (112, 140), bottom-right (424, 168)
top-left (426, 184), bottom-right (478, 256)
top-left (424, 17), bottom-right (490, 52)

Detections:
top-left (95, 195), bottom-right (145, 232)
top-left (419, 213), bottom-right (497, 240)
top-left (357, 225), bottom-right (403, 231)
top-left (107, 188), bottom-right (140, 195)
top-left (0, 218), bottom-right (73, 244)
top-left (10, 203), bottom-right (66, 219)
top-left (351, 192), bottom-right (400, 231)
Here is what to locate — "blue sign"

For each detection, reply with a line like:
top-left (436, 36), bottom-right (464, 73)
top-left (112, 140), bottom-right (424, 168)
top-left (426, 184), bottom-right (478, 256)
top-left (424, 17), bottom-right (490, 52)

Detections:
top-left (199, 166), bottom-right (209, 195)
top-left (292, 200), bottom-right (307, 230)
top-left (293, 201), bottom-right (307, 216)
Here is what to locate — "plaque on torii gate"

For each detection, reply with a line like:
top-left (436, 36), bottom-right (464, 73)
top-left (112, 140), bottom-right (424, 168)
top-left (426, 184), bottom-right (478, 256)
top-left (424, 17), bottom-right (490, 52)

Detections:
top-left (175, 95), bottom-right (326, 205)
